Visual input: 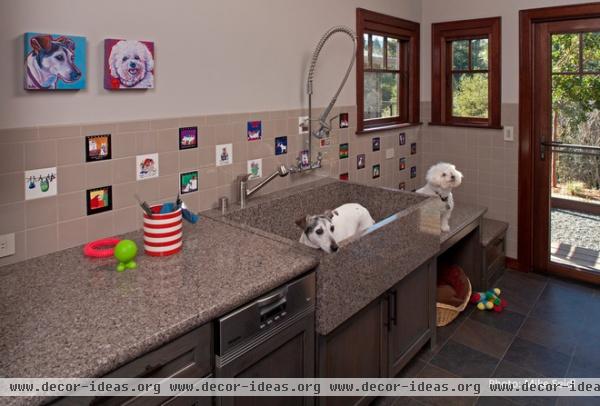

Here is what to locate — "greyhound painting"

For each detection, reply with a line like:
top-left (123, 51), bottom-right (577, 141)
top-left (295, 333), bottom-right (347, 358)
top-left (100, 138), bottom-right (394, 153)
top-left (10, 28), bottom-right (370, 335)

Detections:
top-left (24, 33), bottom-right (86, 90)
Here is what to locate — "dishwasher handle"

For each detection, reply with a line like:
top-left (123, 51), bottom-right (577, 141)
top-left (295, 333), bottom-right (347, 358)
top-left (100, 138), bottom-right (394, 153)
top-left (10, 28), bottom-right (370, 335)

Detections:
top-left (256, 287), bottom-right (288, 308)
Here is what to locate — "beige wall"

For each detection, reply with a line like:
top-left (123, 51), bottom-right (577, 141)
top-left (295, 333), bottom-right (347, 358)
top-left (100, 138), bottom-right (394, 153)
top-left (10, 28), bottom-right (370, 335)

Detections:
top-left (0, 0), bottom-right (420, 129)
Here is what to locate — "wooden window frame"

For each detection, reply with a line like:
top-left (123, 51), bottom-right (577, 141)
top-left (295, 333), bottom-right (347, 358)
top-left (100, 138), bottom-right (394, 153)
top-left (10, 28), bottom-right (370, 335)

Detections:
top-left (431, 17), bottom-right (502, 129)
top-left (356, 8), bottom-right (420, 134)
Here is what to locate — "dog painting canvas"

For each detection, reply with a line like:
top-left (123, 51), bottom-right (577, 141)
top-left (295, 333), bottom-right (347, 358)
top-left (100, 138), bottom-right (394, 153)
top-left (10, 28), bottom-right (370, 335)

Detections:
top-left (24, 33), bottom-right (86, 90)
top-left (104, 39), bottom-right (154, 89)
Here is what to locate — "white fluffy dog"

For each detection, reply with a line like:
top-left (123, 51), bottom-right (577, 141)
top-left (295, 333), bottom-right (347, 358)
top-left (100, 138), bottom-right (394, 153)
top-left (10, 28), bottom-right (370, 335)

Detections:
top-left (417, 162), bottom-right (463, 232)
top-left (296, 203), bottom-right (375, 253)
top-left (109, 40), bottom-right (154, 88)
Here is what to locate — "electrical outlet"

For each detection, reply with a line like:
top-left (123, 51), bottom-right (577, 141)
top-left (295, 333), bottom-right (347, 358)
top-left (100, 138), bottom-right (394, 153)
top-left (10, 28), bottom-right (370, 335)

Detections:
top-left (0, 233), bottom-right (15, 258)
top-left (385, 148), bottom-right (395, 159)
top-left (504, 126), bottom-right (514, 141)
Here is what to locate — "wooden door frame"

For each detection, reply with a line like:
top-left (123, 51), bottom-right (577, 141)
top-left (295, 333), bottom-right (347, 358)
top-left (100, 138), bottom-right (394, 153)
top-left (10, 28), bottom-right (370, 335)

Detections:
top-left (518, 2), bottom-right (600, 276)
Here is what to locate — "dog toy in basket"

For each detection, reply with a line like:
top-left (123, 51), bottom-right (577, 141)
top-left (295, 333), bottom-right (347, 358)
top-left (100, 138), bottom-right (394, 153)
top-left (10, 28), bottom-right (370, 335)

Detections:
top-left (470, 288), bottom-right (507, 312)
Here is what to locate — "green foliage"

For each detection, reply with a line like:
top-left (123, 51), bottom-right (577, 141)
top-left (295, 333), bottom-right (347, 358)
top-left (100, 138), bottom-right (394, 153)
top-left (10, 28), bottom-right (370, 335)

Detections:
top-left (452, 73), bottom-right (488, 118)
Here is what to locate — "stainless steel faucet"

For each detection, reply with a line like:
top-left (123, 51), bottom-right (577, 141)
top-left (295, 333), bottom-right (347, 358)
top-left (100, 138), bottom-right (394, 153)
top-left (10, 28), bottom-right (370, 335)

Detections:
top-left (238, 165), bottom-right (289, 208)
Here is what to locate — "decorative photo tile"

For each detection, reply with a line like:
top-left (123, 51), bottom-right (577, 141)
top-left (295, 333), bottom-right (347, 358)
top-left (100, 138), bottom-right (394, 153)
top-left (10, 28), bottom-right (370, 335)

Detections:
top-left (399, 158), bottom-right (406, 171)
top-left (298, 116), bottom-right (309, 135)
top-left (300, 150), bottom-right (311, 169)
top-left (372, 164), bottom-right (381, 179)
top-left (104, 39), bottom-right (154, 89)
top-left (247, 121), bottom-right (262, 141)
top-left (372, 137), bottom-right (380, 152)
top-left (339, 172), bottom-right (349, 181)
top-left (85, 134), bottom-right (111, 162)
top-left (180, 171), bottom-right (198, 194)
top-left (398, 182), bottom-right (406, 190)
top-left (216, 143), bottom-right (233, 166)
top-left (411, 142), bottom-right (417, 155)
top-left (410, 166), bottom-right (417, 179)
top-left (399, 132), bottom-right (406, 146)
top-left (357, 154), bottom-right (366, 170)
top-left (339, 143), bottom-right (349, 159)
top-left (136, 153), bottom-right (159, 181)
top-left (86, 186), bottom-right (112, 215)
top-left (319, 138), bottom-right (331, 147)
top-left (179, 127), bottom-right (198, 150)
top-left (339, 113), bottom-right (349, 128)
top-left (275, 136), bottom-right (288, 155)
top-left (25, 167), bottom-right (57, 200)
top-left (24, 33), bottom-right (86, 90)
top-left (247, 159), bottom-right (262, 180)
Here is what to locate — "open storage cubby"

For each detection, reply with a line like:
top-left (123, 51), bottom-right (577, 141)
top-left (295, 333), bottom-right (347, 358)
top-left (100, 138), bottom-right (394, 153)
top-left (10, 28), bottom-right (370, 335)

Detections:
top-left (438, 221), bottom-right (483, 292)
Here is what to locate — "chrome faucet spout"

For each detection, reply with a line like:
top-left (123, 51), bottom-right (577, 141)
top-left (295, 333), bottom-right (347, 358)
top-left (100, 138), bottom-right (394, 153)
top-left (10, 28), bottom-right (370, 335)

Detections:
top-left (239, 165), bottom-right (289, 208)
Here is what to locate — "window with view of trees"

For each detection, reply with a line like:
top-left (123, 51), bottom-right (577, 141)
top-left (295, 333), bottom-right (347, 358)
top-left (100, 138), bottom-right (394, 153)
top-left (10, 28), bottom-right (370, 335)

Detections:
top-left (357, 9), bottom-right (420, 133)
top-left (431, 17), bottom-right (501, 128)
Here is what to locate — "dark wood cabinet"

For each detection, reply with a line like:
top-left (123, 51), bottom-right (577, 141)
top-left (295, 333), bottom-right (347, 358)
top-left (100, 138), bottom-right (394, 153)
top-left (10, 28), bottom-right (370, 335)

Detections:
top-left (317, 261), bottom-right (436, 406)
top-left (215, 313), bottom-right (315, 406)
top-left (387, 261), bottom-right (436, 377)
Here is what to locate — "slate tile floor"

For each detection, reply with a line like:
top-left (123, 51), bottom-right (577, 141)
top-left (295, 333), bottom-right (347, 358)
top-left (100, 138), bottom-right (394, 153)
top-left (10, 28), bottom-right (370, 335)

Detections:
top-left (374, 269), bottom-right (600, 406)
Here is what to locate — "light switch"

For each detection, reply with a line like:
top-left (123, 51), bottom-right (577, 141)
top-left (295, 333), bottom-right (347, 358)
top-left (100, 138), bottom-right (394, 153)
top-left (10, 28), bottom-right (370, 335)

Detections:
top-left (385, 148), bottom-right (395, 159)
top-left (504, 126), bottom-right (514, 141)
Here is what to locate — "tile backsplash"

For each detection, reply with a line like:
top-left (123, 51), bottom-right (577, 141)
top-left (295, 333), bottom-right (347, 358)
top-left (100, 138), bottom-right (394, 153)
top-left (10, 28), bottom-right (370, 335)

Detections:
top-left (0, 106), bottom-right (421, 266)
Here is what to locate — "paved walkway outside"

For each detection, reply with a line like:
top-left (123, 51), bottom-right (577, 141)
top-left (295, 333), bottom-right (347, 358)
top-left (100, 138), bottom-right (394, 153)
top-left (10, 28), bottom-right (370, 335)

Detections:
top-left (551, 209), bottom-right (600, 271)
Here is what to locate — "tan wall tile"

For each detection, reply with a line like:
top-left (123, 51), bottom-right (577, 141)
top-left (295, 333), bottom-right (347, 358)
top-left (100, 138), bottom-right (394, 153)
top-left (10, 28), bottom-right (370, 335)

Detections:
top-left (58, 164), bottom-right (85, 194)
top-left (117, 120), bottom-right (149, 132)
top-left (25, 140), bottom-right (57, 169)
top-left (82, 123), bottom-right (116, 136)
top-left (157, 128), bottom-right (178, 152)
top-left (113, 207), bottom-right (139, 235)
top-left (136, 177), bottom-right (160, 204)
top-left (179, 116), bottom-right (206, 128)
top-left (198, 126), bottom-right (216, 147)
top-left (136, 131), bottom-right (158, 154)
top-left (159, 151), bottom-right (179, 175)
top-left (151, 118), bottom-right (179, 130)
top-left (0, 202), bottom-right (25, 234)
top-left (112, 182), bottom-right (137, 209)
top-left (0, 143), bottom-right (24, 174)
top-left (112, 132), bottom-right (137, 158)
top-left (57, 137), bottom-right (84, 166)
top-left (0, 172), bottom-right (24, 205)
top-left (58, 218), bottom-right (87, 250)
top-left (179, 149), bottom-right (198, 171)
top-left (27, 225), bottom-right (58, 259)
top-left (86, 212), bottom-right (115, 241)
top-left (0, 127), bottom-right (38, 144)
top-left (58, 192), bottom-right (85, 221)
top-left (39, 125), bottom-right (80, 140)
top-left (199, 167), bottom-right (218, 190)
top-left (112, 157), bottom-right (136, 184)
top-left (158, 174), bottom-right (179, 200)
top-left (86, 161), bottom-right (113, 189)
top-left (25, 196), bottom-right (57, 228)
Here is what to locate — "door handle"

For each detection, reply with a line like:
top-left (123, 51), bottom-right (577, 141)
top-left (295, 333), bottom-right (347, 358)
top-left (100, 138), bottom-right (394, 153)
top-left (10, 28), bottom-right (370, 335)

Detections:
top-left (540, 136), bottom-right (546, 161)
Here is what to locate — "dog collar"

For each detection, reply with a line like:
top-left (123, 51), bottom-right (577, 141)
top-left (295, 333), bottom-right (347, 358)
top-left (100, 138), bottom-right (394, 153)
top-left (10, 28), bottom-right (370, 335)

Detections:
top-left (26, 66), bottom-right (44, 89)
top-left (435, 191), bottom-right (449, 202)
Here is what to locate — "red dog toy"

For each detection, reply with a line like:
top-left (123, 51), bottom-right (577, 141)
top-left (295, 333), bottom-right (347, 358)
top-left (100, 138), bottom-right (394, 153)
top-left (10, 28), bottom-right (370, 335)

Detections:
top-left (83, 238), bottom-right (121, 258)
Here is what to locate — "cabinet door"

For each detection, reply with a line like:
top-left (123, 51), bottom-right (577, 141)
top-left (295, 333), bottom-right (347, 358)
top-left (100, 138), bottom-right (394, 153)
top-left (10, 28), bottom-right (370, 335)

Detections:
top-left (387, 262), bottom-right (434, 377)
top-left (318, 299), bottom-right (386, 406)
top-left (216, 314), bottom-right (315, 406)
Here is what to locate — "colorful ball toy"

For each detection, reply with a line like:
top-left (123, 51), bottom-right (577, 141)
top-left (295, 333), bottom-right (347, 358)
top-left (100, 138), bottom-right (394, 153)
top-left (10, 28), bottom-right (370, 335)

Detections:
top-left (470, 288), bottom-right (507, 312)
top-left (114, 240), bottom-right (138, 272)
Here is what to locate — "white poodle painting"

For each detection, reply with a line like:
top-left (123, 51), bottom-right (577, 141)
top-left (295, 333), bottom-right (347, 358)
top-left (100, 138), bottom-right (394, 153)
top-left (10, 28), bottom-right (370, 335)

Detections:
top-left (104, 39), bottom-right (154, 89)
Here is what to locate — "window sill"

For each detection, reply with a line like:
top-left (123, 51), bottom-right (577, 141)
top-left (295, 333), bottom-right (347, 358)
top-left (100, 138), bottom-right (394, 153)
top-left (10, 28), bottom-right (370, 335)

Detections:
top-left (428, 121), bottom-right (503, 130)
top-left (356, 122), bottom-right (422, 135)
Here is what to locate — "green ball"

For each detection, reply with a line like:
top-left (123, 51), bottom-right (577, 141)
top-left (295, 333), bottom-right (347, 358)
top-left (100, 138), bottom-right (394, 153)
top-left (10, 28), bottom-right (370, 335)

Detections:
top-left (114, 240), bottom-right (138, 263)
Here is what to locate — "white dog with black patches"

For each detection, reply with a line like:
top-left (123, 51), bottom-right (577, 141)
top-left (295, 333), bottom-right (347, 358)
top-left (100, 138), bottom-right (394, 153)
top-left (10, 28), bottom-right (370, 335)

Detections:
top-left (109, 40), bottom-right (154, 88)
top-left (296, 203), bottom-right (375, 253)
top-left (417, 162), bottom-right (463, 232)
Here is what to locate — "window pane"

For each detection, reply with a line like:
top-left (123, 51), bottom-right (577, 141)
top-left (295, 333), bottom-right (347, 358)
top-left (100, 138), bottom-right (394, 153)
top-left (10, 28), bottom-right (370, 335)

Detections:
top-left (583, 32), bottom-right (600, 72)
top-left (363, 33), bottom-right (370, 68)
top-left (364, 72), bottom-right (399, 119)
top-left (387, 38), bottom-right (399, 70)
top-left (471, 38), bottom-right (488, 70)
top-left (452, 73), bottom-right (488, 118)
top-left (372, 35), bottom-right (384, 69)
top-left (452, 40), bottom-right (469, 70)
top-left (552, 33), bottom-right (580, 73)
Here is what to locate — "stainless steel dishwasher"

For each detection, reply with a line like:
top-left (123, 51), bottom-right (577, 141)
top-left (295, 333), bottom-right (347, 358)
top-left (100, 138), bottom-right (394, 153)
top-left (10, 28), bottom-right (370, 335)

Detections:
top-left (215, 272), bottom-right (316, 406)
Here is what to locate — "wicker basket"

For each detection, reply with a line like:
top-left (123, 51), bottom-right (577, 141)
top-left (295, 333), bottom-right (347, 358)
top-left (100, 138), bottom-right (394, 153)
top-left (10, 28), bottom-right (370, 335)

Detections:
top-left (436, 278), bottom-right (472, 327)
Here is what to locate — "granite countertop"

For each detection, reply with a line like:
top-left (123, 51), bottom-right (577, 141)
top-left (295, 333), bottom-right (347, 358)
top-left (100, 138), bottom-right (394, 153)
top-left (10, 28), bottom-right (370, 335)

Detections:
top-left (440, 203), bottom-right (488, 244)
top-left (0, 217), bottom-right (319, 382)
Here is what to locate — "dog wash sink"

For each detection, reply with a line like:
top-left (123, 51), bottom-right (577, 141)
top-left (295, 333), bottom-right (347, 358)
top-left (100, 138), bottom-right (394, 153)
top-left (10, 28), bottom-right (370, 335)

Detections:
top-left (211, 178), bottom-right (441, 335)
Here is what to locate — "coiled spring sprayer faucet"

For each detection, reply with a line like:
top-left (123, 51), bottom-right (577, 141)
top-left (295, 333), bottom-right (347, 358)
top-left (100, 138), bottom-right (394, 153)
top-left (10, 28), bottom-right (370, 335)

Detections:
top-left (305, 26), bottom-right (357, 166)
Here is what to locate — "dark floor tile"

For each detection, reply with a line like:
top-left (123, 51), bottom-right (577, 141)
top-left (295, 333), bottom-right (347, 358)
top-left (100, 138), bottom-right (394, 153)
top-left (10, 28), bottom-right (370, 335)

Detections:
top-left (398, 357), bottom-right (427, 378)
top-left (568, 340), bottom-right (600, 378)
top-left (469, 309), bottom-right (526, 335)
top-left (417, 364), bottom-right (457, 378)
top-left (497, 271), bottom-right (547, 298)
top-left (451, 318), bottom-right (514, 359)
top-left (517, 317), bottom-right (578, 356)
top-left (374, 396), bottom-right (424, 406)
top-left (476, 397), bottom-right (517, 406)
top-left (430, 340), bottom-right (500, 378)
top-left (506, 397), bottom-right (557, 406)
top-left (528, 298), bottom-right (586, 331)
top-left (416, 365), bottom-right (476, 406)
top-left (500, 290), bottom-right (537, 316)
top-left (503, 337), bottom-right (571, 378)
top-left (493, 359), bottom-right (545, 378)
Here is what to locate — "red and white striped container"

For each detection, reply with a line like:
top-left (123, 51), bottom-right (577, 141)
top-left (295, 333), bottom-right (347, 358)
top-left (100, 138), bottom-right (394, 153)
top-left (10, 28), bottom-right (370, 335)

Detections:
top-left (143, 205), bottom-right (183, 256)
